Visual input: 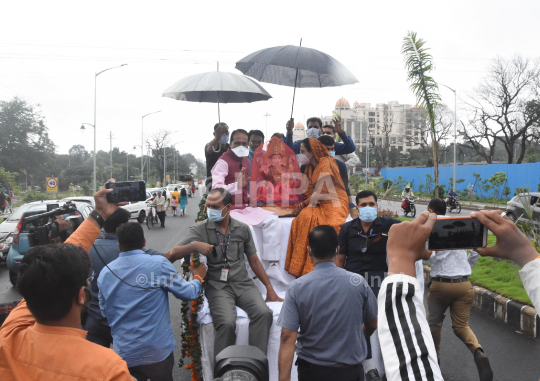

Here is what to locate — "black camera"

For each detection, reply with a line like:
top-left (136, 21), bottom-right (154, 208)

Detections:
top-left (24, 202), bottom-right (84, 247)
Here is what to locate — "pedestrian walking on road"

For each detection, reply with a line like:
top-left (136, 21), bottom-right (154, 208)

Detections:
top-left (0, 191), bottom-right (5, 214)
top-left (191, 183), bottom-right (196, 197)
top-left (171, 196), bottom-right (178, 217)
top-left (426, 198), bottom-right (493, 381)
top-left (179, 189), bottom-right (187, 217)
top-left (155, 191), bottom-right (166, 228)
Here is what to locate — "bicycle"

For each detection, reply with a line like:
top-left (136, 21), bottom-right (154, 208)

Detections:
top-left (146, 204), bottom-right (159, 229)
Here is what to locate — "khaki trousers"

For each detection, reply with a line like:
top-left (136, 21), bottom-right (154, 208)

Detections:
top-left (205, 284), bottom-right (273, 359)
top-left (427, 280), bottom-right (481, 358)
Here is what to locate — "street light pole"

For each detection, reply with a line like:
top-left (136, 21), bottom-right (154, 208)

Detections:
top-left (263, 113), bottom-right (271, 138)
top-left (141, 110), bottom-right (161, 182)
top-left (93, 64), bottom-right (127, 192)
top-left (440, 84), bottom-right (457, 191)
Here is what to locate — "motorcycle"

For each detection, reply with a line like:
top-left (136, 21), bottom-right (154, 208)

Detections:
top-left (446, 195), bottom-right (462, 213)
top-left (402, 197), bottom-right (416, 217)
top-left (0, 233), bottom-right (13, 262)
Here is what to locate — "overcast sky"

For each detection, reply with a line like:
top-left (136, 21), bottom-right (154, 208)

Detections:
top-left (1, 0), bottom-right (539, 161)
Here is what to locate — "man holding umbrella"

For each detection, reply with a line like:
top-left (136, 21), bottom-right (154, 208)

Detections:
top-left (285, 117), bottom-right (357, 155)
top-left (205, 122), bottom-right (230, 190)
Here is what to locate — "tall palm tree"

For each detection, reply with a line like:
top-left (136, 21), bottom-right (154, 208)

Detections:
top-left (402, 31), bottom-right (442, 197)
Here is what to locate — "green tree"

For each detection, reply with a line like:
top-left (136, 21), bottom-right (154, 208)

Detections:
top-left (402, 32), bottom-right (442, 197)
top-left (0, 97), bottom-right (56, 187)
top-left (0, 167), bottom-right (19, 189)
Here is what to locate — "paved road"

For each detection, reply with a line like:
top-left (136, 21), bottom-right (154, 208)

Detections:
top-left (1, 192), bottom-right (538, 380)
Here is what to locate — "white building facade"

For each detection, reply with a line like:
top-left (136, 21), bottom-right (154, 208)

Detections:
top-left (322, 98), bottom-right (424, 155)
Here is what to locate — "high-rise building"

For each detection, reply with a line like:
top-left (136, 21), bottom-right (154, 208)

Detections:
top-left (322, 98), bottom-right (425, 155)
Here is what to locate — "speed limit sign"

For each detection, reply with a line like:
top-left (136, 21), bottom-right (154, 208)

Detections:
top-left (47, 177), bottom-right (58, 193)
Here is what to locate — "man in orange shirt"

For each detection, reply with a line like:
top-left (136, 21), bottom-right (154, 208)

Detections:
top-left (0, 180), bottom-right (134, 381)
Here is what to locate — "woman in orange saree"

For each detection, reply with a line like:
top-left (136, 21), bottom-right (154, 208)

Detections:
top-left (285, 137), bottom-right (349, 277)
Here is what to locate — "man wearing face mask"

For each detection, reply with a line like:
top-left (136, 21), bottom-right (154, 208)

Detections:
top-left (285, 117), bottom-right (357, 155)
top-left (321, 124), bottom-right (360, 173)
top-left (205, 122), bottom-right (230, 190)
top-left (170, 188), bottom-right (281, 361)
top-left (336, 190), bottom-right (401, 381)
top-left (211, 129), bottom-right (283, 264)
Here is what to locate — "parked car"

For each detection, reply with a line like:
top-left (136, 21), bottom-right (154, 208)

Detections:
top-left (7, 200), bottom-right (94, 286)
top-left (506, 192), bottom-right (540, 224)
top-left (0, 203), bottom-right (40, 241)
top-left (61, 196), bottom-right (95, 207)
top-left (121, 191), bottom-right (153, 223)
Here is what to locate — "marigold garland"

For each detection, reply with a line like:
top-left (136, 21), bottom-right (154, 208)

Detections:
top-left (178, 193), bottom-right (208, 380)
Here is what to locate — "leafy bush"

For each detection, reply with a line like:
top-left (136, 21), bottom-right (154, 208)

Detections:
top-left (81, 181), bottom-right (91, 196)
top-left (23, 191), bottom-right (51, 203)
top-left (514, 186), bottom-right (529, 196)
top-left (378, 208), bottom-right (398, 218)
top-left (382, 179), bottom-right (393, 190)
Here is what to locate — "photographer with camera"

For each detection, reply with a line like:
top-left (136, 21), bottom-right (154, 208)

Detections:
top-left (0, 180), bottom-right (135, 381)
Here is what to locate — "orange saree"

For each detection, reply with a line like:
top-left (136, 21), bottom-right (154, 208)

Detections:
top-left (284, 138), bottom-right (349, 277)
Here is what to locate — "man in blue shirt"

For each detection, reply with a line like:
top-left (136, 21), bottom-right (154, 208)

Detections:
top-left (285, 117), bottom-right (357, 155)
top-left (85, 208), bottom-right (130, 347)
top-left (98, 222), bottom-right (206, 381)
top-left (278, 225), bottom-right (378, 381)
top-left (86, 208), bottom-right (163, 348)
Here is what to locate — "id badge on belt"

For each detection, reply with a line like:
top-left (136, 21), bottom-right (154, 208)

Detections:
top-left (220, 267), bottom-right (230, 282)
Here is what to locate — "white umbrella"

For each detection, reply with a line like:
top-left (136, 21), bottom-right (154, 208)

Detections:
top-left (162, 64), bottom-right (272, 122)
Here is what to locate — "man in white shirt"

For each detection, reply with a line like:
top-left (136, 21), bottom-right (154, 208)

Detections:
top-left (154, 191), bottom-right (166, 228)
top-left (426, 198), bottom-right (492, 381)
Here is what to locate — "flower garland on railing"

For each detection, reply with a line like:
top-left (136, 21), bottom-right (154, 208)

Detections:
top-left (178, 193), bottom-right (208, 381)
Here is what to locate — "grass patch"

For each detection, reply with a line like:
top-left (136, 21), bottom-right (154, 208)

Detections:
top-left (470, 233), bottom-right (536, 305)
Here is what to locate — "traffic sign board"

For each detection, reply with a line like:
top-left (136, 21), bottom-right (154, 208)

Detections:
top-left (46, 177), bottom-right (58, 193)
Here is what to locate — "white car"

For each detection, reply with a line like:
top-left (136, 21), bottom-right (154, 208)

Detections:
top-left (121, 191), bottom-right (153, 223)
top-left (178, 183), bottom-right (193, 197)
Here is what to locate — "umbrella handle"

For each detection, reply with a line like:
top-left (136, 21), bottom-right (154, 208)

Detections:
top-left (290, 69), bottom-right (298, 119)
top-left (290, 38), bottom-right (302, 119)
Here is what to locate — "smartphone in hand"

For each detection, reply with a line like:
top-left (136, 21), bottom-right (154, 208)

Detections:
top-left (426, 216), bottom-right (488, 251)
top-left (105, 181), bottom-right (146, 203)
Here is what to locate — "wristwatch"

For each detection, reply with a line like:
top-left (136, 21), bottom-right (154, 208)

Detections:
top-left (89, 210), bottom-right (105, 229)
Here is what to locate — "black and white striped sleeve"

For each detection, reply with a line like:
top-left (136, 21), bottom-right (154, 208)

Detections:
top-left (377, 274), bottom-right (443, 381)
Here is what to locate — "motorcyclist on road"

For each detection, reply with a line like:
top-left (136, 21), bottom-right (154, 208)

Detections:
top-left (401, 185), bottom-right (414, 210)
top-left (447, 188), bottom-right (458, 207)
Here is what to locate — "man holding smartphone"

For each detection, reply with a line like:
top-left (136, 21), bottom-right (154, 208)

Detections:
top-left (426, 198), bottom-right (492, 381)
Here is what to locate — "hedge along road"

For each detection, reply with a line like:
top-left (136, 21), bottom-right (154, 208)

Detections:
top-left (0, 192), bottom-right (539, 380)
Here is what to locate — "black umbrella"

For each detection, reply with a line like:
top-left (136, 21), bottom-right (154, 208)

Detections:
top-left (235, 40), bottom-right (358, 117)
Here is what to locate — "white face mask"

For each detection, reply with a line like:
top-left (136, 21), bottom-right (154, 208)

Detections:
top-left (231, 146), bottom-right (249, 157)
top-left (306, 128), bottom-right (320, 139)
top-left (297, 153), bottom-right (312, 165)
